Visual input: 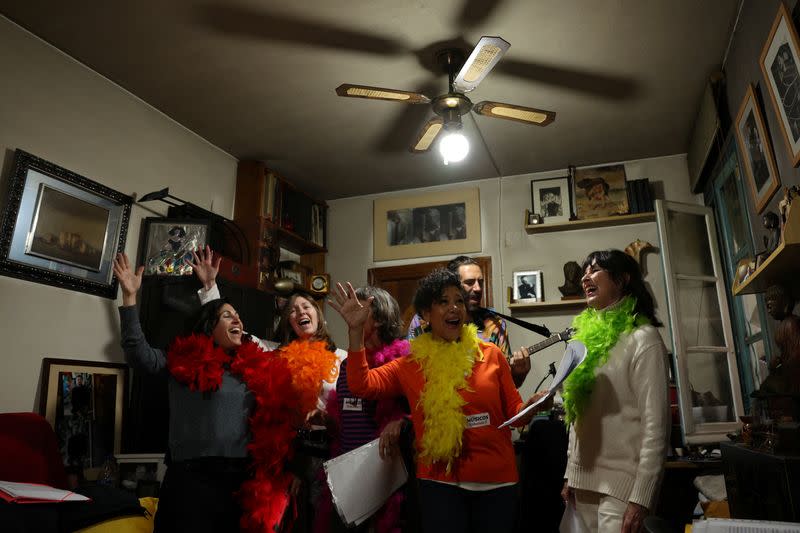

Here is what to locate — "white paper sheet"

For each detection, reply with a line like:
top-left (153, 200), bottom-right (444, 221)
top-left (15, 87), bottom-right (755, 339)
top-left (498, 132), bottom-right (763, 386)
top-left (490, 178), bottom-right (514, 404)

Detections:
top-left (0, 480), bottom-right (90, 503)
top-left (499, 340), bottom-right (587, 428)
top-left (559, 502), bottom-right (590, 533)
top-left (323, 438), bottom-right (408, 526)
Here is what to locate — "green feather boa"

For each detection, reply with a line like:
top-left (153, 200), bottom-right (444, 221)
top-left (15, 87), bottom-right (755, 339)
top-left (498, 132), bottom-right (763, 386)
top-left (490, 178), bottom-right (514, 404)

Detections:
top-left (562, 296), bottom-right (648, 424)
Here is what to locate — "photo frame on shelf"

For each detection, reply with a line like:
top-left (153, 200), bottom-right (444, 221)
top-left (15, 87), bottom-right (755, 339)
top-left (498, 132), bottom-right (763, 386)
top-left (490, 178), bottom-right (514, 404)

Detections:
top-left (0, 150), bottom-right (132, 298)
top-left (39, 358), bottom-right (128, 478)
top-left (530, 176), bottom-right (571, 223)
top-left (572, 164), bottom-right (629, 219)
top-left (512, 270), bottom-right (543, 303)
top-left (373, 187), bottom-right (481, 261)
top-left (139, 218), bottom-right (209, 276)
top-left (115, 453), bottom-right (166, 495)
top-left (760, 3), bottom-right (800, 167)
top-left (735, 84), bottom-right (781, 214)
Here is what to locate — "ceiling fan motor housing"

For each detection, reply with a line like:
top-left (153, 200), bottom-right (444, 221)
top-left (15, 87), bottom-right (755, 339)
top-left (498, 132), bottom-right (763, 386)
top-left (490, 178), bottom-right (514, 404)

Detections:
top-left (432, 93), bottom-right (473, 130)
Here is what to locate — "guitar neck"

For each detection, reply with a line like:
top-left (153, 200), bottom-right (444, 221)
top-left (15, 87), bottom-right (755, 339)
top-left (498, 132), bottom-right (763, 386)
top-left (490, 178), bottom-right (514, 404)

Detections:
top-left (525, 335), bottom-right (562, 356)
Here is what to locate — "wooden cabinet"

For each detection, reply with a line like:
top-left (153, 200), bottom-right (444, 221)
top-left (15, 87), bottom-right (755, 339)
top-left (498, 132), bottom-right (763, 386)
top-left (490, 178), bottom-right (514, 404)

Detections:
top-left (234, 161), bottom-right (328, 292)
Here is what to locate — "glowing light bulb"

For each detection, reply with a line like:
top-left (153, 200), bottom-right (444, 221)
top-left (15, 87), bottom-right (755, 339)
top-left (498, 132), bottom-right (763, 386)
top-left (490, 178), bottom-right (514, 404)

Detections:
top-left (439, 132), bottom-right (469, 165)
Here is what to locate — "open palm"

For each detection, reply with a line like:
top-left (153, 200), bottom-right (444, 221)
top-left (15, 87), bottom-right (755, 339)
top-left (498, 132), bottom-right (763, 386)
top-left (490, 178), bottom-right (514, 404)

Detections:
top-left (328, 282), bottom-right (372, 330)
top-left (112, 253), bottom-right (143, 296)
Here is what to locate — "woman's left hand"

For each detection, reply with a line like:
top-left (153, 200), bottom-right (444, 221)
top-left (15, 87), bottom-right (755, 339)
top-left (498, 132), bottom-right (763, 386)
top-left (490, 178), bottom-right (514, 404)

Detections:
top-left (621, 502), bottom-right (648, 533)
top-left (328, 282), bottom-right (373, 330)
top-left (378, 419), bottom-right (405, 460)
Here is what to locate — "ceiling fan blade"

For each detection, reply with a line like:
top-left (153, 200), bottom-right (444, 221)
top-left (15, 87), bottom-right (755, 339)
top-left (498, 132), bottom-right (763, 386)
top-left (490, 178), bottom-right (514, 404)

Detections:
top-left (455, 0), bottom-right (506, 30)
top-left (197, 5), bottom-right (406, 56)
top-left (495, 58), bottom-right (640, 100)
top-left (473, 101), bottom-right (555, 126)
top-left (410, 118), bottom-right (444, 153)
top-left (452, 36), bottom-right (510, 93)
top-left (373, 79), bottom-right (442, 153)
top-left (336, 84), bottom-right (431, 104)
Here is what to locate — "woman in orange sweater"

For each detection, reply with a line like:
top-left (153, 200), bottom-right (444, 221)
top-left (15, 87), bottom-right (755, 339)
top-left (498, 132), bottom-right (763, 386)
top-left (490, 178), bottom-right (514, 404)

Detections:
top-left (330, 269), bottom-right (546, 533)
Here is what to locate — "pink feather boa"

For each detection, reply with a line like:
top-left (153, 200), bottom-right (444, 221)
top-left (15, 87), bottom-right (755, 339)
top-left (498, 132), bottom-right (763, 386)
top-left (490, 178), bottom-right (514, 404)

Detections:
top-left (314, 339), bottom-right (410, 533)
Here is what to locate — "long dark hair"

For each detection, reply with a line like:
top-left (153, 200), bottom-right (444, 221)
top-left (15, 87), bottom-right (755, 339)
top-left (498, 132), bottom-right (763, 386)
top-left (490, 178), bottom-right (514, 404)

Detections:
top-left (276, 290), bottom-right (336, 351)
top-left (189, 298), bottom-right (251, 344)
top-left (582, 249), bottom-right (662, 326)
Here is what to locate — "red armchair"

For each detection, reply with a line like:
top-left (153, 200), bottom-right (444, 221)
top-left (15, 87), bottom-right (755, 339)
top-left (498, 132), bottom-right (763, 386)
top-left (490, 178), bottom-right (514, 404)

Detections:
top-left (0, 412), bottom-right (67, 489)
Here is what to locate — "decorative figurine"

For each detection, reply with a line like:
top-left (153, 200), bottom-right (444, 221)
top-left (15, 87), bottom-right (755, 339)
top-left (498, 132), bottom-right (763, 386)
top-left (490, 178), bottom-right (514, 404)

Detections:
top-left (765, 284), bottom-right (800, 373)
top-left (763, 211), bottom-right (781, 257)
top-left (778, 185), bottom-right (799, 228)
top-left (558, 261), bottom-right (584, 299)
top-left (624, 239), bottom-right (655, 275)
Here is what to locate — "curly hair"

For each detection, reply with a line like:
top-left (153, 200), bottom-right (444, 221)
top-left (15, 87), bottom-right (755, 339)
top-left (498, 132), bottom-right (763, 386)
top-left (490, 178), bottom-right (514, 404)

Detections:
top-left (355, 286), bottom-right (404, 345)
top-left (276, 290), bottom-right (336, 351)
top-left (413, 268), bottom-right (466, 317)
top-left (582, 249), bottom-right (662, 326)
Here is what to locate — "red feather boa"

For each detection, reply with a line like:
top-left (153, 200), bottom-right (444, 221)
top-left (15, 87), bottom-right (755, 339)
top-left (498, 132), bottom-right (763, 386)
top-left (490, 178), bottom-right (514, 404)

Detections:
top-left (166, 335), bottom-right (338, 533)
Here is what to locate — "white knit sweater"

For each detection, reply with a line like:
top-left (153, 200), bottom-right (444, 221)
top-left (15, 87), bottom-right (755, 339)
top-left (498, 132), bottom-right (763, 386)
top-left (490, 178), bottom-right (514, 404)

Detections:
top-left (565, 324), bottom-right (670, 511)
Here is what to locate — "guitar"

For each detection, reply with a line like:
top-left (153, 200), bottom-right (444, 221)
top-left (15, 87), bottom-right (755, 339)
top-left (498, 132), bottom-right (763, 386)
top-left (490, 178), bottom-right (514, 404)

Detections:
top-left (520, 327), bottom-right (575, 357)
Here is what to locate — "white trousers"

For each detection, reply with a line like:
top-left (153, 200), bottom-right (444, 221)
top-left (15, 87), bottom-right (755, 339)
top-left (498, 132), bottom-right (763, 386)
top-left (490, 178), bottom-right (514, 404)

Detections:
top-left (573, 488), bottom-right (627, 533)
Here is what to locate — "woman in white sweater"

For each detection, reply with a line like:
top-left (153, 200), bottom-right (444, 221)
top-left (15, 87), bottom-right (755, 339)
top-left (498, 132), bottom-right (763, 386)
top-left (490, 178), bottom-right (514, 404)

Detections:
top-left (561, 249), bottom-right (669, 533)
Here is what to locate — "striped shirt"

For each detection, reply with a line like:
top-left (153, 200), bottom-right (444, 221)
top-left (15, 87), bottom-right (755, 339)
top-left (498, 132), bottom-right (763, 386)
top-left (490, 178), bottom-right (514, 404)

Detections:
top-left (336, 359), bottom-right (379, 453)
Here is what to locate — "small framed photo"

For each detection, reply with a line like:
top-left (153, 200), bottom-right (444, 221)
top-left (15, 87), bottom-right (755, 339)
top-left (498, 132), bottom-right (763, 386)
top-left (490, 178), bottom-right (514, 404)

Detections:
top-left (512, 270), bottom-right (543, 303)
top-left (139, 218), bottom-right (209, 276)
top-left (573, 164), bottom-right (629, 219)
top-left (531, 176), bottom-right (571, 223)
top-left (115, 453), bottom-right (166, 496)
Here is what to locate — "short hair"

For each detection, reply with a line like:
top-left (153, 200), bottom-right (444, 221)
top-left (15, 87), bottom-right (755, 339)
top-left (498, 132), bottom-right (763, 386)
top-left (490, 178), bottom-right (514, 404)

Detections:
top-left (413, 268), bottom-right (466, 316)
top-left (355, 286), bottom-right (404, 345)
top-left (446, 255), bottom-right (479, 274)
top-left (276, 290), bottom-right (336, 350)
top-left (581, 249), bottom-right (662, 326)
top-left (192, 298), bottom-right (232, 337)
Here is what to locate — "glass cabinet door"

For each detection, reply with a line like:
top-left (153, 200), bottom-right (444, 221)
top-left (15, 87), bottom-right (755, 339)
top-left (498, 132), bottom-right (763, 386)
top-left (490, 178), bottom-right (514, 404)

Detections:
top-left (656, 200), bottom-right (744, 443)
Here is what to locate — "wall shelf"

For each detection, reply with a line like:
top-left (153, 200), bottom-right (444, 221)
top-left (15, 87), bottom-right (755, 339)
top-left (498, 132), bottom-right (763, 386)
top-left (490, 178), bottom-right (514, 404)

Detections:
top-left (524, 211), bottom-right (656, 234)
top-left (733, 204), bottom-right (800, 295)
top-left (508, 299), bottom-right (586, 313)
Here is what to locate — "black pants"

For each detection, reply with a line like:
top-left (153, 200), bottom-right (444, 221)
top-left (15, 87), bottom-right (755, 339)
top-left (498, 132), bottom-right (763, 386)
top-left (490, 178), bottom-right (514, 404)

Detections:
top-left (418, 480), bottom-right (517, 533)
top-left (154, 458), bottom-right (248, 533)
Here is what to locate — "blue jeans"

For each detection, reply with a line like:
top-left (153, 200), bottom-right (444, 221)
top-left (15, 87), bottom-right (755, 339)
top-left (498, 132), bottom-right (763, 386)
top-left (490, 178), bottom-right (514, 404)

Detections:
top-left (418, 479), bottom-right (517, 533)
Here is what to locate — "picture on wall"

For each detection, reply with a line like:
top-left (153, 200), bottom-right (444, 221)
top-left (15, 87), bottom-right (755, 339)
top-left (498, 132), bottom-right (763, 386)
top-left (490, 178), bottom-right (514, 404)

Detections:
top-left (530, 176), bottom-right (572, 223)
top-left (512, 270), bottom-right (543, 303)
top-left (139, 218), bottom-right (208, 276)
top-left (0, 150), bottom-right (132, 298)
top-left (734, 84), bottom-right (781, 214)
top-left (760, 2), bottom-right (800, 166)
top-left (572, 164), bottom-right (629, 219)
top-left (373, 188), bottom-right (481, 261)
top-left (39, 358), bottom-right (128, 477)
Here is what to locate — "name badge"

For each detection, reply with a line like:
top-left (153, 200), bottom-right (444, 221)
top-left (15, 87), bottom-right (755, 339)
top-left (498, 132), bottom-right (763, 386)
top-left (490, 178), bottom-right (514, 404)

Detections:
top-left (343, 398), bottom-right (363, 412)
top-left (466, 412), bottom-right (490, 428)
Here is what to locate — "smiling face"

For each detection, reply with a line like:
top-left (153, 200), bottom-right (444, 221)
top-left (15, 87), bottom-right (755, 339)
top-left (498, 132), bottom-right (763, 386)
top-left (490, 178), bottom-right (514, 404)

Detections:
top-left (288, 295), bottom-right (320, 340)
top-left (212, 303), bottom-right (244, 350)
top-left (457, 264), bottom-right (484, 312)
top-left (581, 261), bottom-right (625, 310)
top-left (422, 285), bottom-right (467, 342)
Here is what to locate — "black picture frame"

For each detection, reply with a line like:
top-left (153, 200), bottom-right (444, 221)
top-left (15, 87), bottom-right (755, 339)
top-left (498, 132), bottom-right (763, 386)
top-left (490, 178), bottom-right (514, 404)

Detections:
top-left (0, 150), bottom-right (132, 298)
top-left (138, 217), bottom-right (210, 276)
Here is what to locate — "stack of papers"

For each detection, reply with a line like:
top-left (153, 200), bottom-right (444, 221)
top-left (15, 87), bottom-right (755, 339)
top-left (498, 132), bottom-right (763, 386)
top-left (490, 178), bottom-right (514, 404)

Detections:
top-left (0, 480), bottom-right (90, 503)
top-left (691, 518), bottom-right (800, 532)
top-left (323, 439), bottom-right (408, 526)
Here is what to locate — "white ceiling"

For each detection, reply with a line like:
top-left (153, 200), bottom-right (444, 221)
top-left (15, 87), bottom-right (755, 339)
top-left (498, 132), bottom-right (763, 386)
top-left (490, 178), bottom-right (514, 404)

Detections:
top-left (0, 0), bottom-right (740, 199)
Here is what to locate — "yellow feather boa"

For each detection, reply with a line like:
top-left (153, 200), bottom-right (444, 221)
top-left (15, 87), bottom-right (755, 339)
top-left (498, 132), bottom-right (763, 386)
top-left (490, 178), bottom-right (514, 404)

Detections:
top-left (410, 324), bottom-right (480, 470)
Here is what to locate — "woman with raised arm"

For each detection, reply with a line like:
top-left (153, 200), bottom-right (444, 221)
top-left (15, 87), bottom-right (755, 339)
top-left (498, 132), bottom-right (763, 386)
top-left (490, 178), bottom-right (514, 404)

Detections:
top-left (560, 249), bottom-right (669, 533)
top-left (330, 269), bottom-right (547, 533)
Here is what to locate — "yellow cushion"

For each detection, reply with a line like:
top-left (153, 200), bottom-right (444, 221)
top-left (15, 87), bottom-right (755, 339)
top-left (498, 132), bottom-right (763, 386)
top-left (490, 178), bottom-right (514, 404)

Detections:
top-left (76, 497), bottom-right (158, 533)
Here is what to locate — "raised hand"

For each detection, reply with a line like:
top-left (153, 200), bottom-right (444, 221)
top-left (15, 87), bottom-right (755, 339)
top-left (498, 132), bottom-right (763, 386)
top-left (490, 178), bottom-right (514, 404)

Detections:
top-left (112, 253), bottom-right (143, 306)
top-left (188, 245), bottom-right (221, 290)
top-left (328, 282), bottom-right (373, 330)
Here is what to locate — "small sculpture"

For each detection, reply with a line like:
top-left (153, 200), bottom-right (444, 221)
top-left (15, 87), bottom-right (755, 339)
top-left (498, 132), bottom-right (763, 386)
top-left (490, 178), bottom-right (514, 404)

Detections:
top-left (558, 261), bottom-right (584, 299)
top-left (778, 185), bottom-right (799, 228)
top-left (624, 239), bottom-right (655, 276)
top-left (760, 284), bottom-right (800, 397)
top-left (763, 211), bottom-right (781, 257)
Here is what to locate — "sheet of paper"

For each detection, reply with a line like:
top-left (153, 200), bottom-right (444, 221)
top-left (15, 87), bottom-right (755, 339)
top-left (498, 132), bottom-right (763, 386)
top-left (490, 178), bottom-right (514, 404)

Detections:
top-left (499, 340), bottom-right (587, 428)
top-left (0, 480), bottom-right (90, 503)
top-left (559, 503), bottom-right (590, 533)
top-left (324, 438), bottom-right (408, 526)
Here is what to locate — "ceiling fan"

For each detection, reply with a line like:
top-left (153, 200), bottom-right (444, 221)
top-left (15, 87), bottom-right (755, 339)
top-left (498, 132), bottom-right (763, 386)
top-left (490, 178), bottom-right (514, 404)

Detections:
top-left (335, 36), bottom-right (555, 163)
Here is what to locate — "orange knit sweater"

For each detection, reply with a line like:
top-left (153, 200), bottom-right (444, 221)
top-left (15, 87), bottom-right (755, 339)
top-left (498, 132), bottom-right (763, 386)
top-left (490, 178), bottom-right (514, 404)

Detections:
top-left (347, 340), bottom-right (524, 483)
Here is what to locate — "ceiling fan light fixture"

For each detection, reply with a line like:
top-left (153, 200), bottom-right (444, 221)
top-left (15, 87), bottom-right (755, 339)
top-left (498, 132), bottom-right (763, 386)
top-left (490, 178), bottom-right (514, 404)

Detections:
top-left (439, 132), bottom-right (469, 165)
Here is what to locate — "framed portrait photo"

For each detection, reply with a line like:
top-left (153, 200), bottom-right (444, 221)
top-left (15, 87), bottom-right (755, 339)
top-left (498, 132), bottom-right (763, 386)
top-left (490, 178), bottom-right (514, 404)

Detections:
top-left (139, 218), bottom-right (209, 276)
top-left (531, 176), bottom-right (571, 223)
top-left (0, 150), bottom-right (132, 298)
top-left (572, 164), bottom-right (629, 219)
top-left (760, 3), bottom-right (800, 166)
top-left (39, 358), bottom-right (128, 478)
top-left (735, 84), bottom-right (781, 214)
top-left (512, 270), bottom-right (543, 303)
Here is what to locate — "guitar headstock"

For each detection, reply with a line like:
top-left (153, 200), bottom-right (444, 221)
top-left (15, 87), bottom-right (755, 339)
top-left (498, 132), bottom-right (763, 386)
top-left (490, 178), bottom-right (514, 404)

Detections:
top-left (559, 327), bottom-right (576, 341)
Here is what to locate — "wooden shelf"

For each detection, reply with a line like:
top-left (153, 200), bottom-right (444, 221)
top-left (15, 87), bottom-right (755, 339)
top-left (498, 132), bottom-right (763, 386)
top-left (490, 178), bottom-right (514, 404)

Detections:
top-left (733, 205), bottom-right (800, 295)
top-left (508, 299), bottom-right (586, 312)
top-left (260, 217), bottom-right (327, 255)
top-left (524, 211), bottom-right (656, 234)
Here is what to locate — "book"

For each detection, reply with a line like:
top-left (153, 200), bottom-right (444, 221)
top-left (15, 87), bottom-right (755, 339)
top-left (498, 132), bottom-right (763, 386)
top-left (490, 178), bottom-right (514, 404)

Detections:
top-left (0, 480), bottom-right (90, 504)
top-left (626, 180), bottom-right (640, 214)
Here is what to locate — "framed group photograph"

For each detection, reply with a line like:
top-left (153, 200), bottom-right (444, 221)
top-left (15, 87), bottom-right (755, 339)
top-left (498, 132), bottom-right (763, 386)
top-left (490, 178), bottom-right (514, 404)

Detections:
top-left (373, 187), bottom-right (481, 261)
top-left (139, 218), bottom-right (209, 276)
top-left (39, 358), bottom-right (128, 478)
top-left (531, 176), bottom-right (572, 223)
top-left (0, 150), bottom-right (132, 298)
top-left (572, 164), bottom-right (629, 219)
top-left (115, 453), bottom-right (166, 496)
top-left (735, 84), bottom-right (781, 214)
top-left (760, 3), bottom-right (800, 167)
top-left (512, 270), bottom-right (543, 303)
